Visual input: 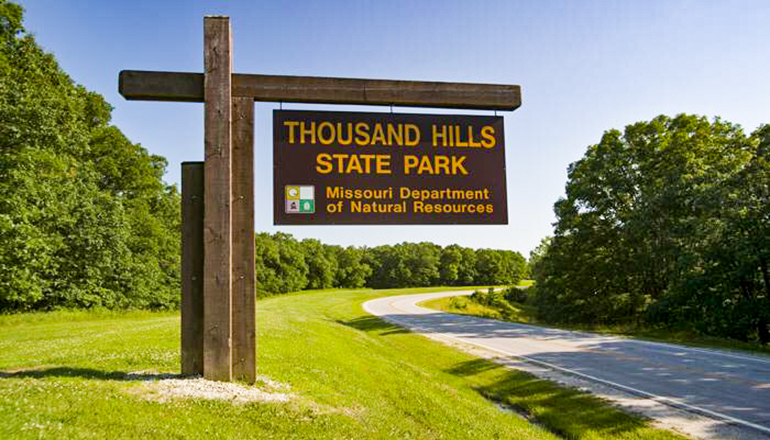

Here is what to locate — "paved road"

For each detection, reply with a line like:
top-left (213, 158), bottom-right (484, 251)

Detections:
top-left (363, 290), bottom-right (770, 438)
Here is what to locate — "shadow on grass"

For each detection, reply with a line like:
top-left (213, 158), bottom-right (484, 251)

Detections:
top-left (337, 315), bottom-right (411, 335)
top-left (445, 358), bottom-right (503, 377)
top-left (0, 367), bottom-right (186, 381)
top-left (479, 374), bottom-right (649, 439)
top-left (443, 359), bottom-right (683, 440)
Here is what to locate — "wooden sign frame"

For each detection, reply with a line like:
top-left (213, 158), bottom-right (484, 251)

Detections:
top-left (120, 16), bottom-right (521, 382)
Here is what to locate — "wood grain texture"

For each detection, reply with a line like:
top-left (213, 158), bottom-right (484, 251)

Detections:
top-left (202, 16), bottom-right (233, 382)
top-left (231, 97), bottom-right (256, 383)
top-left (181, 162), bottom-right (204, 376)
top-left (119, 71), bottom-right (203, 102)
top-left (119, 70), bottom-right (521, 111)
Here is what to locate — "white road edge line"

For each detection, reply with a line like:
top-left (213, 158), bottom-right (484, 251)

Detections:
top-left (410, 295), bottom-right (770, 365)
top-left (362, 299), bottom-right (770, 436)
top-left (623, 338), bottom-right (770, 365)
top-left (466, 316), bottom-right (770, 365)
top-left (402, 291), bottom-right (770, 364)
top-left (407, 291), bottom-right (770, 365)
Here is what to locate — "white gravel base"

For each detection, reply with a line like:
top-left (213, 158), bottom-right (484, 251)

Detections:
top-left (129, 372), bottom-right (294, 405)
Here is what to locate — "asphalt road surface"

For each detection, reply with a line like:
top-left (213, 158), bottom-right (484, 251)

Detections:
top-left (363, 290), bottom-right (770, 438)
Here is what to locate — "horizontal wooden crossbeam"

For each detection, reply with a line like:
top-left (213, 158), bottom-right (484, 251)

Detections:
top-left (119, 70), bottom-right (521, 111)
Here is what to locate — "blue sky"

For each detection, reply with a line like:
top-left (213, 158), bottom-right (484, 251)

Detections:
top-left (20, 0), bottom-right (770, 255)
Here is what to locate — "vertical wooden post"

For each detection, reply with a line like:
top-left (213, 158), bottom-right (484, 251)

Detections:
top-left (181, 162), bottom-right (204, 375)
top-left (232, 97), bottom-right (256, 382)
top-left (203, 16), bottom-right (233, 382)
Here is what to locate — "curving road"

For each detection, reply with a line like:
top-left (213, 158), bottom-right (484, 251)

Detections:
top-left (363, 290), bottom-right (770, 439)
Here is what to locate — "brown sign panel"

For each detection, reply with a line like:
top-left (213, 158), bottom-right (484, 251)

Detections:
top-left (273, 110), bottom-right (507, 225)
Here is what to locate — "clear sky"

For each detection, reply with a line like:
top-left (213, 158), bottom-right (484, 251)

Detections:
top-left (20, 0), bottom-right (770, 256)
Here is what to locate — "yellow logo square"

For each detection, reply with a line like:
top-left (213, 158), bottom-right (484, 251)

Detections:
top-left (286, 186), bottom-right (300, 200)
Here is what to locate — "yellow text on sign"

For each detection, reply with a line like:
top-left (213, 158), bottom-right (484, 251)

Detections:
top-left (316, 154), bottom-right (392, 174)
top-left (315, 154), bottom-right (468, 175)
top-left (283, 121), bottom-right (420, 146)
top-left (404, 155), bottom-right (467, 175)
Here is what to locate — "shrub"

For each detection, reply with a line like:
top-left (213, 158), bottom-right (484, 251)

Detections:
top-left (503, 286), bottom-right (528, 304)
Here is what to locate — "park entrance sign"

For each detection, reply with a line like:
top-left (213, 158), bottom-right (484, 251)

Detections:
top-left (119, 16), bottom-right (521, 383)
top-left (274, 111), bottom-right (507, 225)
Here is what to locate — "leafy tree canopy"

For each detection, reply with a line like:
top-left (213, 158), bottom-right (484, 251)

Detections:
top-left (0, 1), bottom-right (180, 311)
top-left (532, 114), bottom-right (769, 344)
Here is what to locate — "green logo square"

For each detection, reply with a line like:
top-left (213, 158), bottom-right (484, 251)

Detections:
top-left (299, 200), bottom-right (314, 213)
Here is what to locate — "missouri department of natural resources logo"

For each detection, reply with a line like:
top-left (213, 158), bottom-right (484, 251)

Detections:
top-left (285, 185), bottom-right (315, 214)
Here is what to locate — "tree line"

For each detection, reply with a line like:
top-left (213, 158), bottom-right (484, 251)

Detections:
top-left (256, 232), bottom-right (527, 296)
top-left (530, 114), bottom-right (770, 344)
top-left (0, 2), bottom-right (527, 312)
top-left (8, 1), bottom-right (767, 347)
top-left (0, 1), bottom-right (180, 312)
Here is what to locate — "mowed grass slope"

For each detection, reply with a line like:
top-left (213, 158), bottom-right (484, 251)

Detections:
top-left (1, 288), bottom-right (686, 439)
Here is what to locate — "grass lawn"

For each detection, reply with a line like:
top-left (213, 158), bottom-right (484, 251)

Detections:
top-left (420, 295), bottom-right (533, 324)
top-left (421, 293), bottom-right (770, 357)
top-left (0, 287), bottom-right (687, 439)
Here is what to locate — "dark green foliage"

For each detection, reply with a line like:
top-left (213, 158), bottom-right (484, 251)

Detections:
top-left (364, 242), bottom-right (524, 289)
top-left (439, 244), bottom-right (463, 284)
top-left (253, 232), bottom-right (526, 295)
top-left (533, 114), bottom-right (770, 343)
top-left (0, 1), bottom-right (180, 311)
top-left (528, 236), bottom-right (550, 281)
top-left (471, 288), bottom-right (504, 307)
top-left (470, 288), bottom-right (520, 318)
top-left (475, 249), bottom-right (526, 285)
top-left (366, 242), bottom-right (442, 288)
top-left (254, 233), bottom-right (376, 296)
top-left (503, 286), bottom-right (528, 304)
top-left (254, 232), bottom-right (308, 296)
top-left (329, 245), bottom-right (371, 289)
top-left (456, 246), bottom-right (479, 285)
top-left (301, 238), bottom-right (336, 290)
top-left (366, 243), bottom-right (423, 288)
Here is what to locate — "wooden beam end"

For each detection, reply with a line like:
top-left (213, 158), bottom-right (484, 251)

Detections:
top-left (119, 70), bottom-right (204, 102)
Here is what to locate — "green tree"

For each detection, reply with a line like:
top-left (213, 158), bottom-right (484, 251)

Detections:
top-left (255, 233), bottom-right (309, 295)
top-left (528, 236), bottom-right (551, 280)
top-left (686, 125), bottom-right (770, 343)
top-left (439, 245), bottom-right (463, 285)
top-left (0, 1), bottom-right (180, 311)
top-left (302, 238), bottom-right (336, 290)
top-left (475, 249), bottom-right (503, 285)
top-left (535, 114), bottom-right (768, 343)
top-left (365, 242), bottom-right (441, 288)
top-left (501, 250), bottom-right (527, 286)
top-left (456, 246), bottom-right (478, 285)
top-left (331, 246), bottom-right (372, 288)
top-left (403, 242), bottom-right (441, 286)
